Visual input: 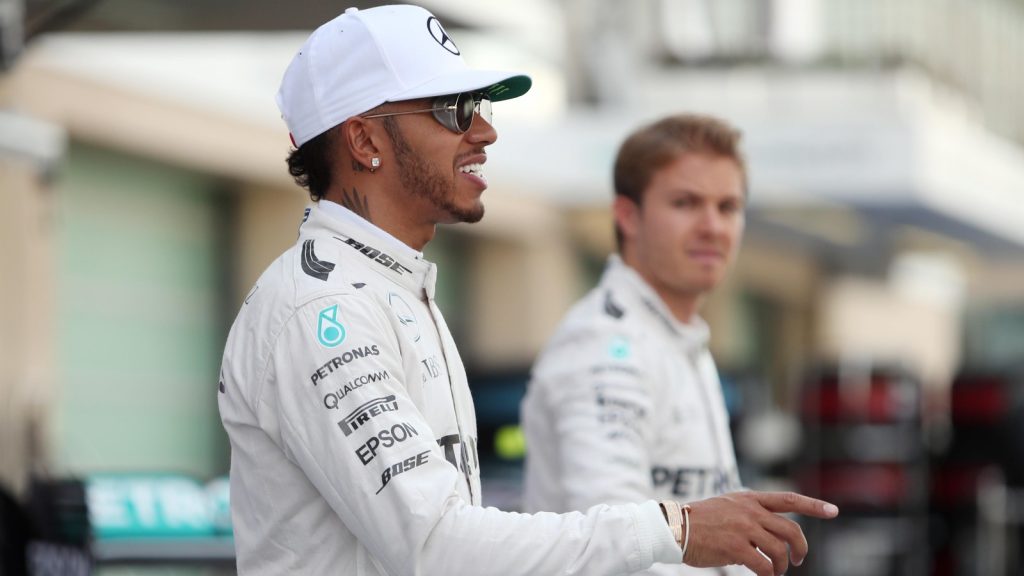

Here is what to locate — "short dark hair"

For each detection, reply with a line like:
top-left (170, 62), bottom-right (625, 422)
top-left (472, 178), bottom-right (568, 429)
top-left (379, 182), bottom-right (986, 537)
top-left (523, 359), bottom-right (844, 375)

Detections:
top-left (286, 127), bottom-right (337, 202)
top-left (285, 111), bottom-right (404, 202)
top-left (612, 114), bottom-right (747, 249)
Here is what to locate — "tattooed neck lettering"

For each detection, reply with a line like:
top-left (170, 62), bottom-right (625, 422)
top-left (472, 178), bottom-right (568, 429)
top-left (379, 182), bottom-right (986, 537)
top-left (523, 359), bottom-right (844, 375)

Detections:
top-left (340, 187), bottom-right (372, 221)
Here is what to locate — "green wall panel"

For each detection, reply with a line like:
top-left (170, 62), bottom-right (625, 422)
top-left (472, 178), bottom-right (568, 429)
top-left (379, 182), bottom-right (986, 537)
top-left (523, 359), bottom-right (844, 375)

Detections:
top-left (55, 144), bottom-right (229, 479)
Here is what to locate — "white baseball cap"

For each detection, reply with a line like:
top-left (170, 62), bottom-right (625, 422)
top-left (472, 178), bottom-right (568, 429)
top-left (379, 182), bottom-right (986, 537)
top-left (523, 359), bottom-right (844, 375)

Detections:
top-left (277, 4), bottom-right (532, 147)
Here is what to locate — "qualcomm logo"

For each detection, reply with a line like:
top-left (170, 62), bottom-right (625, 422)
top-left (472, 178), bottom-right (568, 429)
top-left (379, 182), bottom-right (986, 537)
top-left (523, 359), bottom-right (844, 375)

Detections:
top-left (317, 304), bottom-right (347, 348)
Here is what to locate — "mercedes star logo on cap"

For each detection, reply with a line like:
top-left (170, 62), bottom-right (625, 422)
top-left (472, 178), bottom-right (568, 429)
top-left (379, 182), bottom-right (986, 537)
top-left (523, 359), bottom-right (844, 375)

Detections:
top-left (427, 16), bottom-right (460, 55)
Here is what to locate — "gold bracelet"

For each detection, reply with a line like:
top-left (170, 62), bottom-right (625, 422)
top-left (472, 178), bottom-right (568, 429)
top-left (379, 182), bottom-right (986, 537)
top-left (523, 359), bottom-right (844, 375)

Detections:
top-left (658, 500), bottom-right (684, 551)
top-left (681, 504), bottom-right (692, 564)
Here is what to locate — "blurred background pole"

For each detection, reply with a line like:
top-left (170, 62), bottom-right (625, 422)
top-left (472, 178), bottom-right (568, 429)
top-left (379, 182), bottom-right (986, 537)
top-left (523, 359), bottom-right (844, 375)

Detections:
top-left (0, 109), bottom-right (66, 496)
top-left (0, 0), bottom-right (23, 70)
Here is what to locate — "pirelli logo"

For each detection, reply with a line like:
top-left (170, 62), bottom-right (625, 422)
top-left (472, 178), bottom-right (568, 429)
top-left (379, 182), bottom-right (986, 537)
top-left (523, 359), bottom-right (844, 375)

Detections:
top-left (338, 395), bottom-right (399, 436)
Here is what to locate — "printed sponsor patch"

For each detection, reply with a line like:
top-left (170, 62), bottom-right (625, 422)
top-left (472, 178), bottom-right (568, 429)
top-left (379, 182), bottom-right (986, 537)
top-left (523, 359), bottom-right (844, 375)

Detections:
top-left (322, 370), bottom-right (390, 407)
top-left (355, 421), bottom-right (419, 465)
top-left (301, 240), bottom-right (335, 281)
top-left (388, 292), bottom-right (421, 343)
top-left (310, 345), bottom-right (382, 386)
top-left (651, 466), bottom-right (742, 498)
top-left (317, 304), bottom-right (347, 348)
top-left (335, 236), bottom-right (412, 276)
top-left (608, 336), bottom-right (631, 359)
top-left (376, 451), bottom-right (430, 494)
top-left (338, 395), bottom-right (399, 437)
top-left (603, 290), bottom-right (625, 319)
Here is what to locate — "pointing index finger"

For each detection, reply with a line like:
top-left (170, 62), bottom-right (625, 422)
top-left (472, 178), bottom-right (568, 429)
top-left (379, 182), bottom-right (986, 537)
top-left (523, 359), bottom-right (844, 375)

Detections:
top-left (755, 491), bottom-right (840, 519)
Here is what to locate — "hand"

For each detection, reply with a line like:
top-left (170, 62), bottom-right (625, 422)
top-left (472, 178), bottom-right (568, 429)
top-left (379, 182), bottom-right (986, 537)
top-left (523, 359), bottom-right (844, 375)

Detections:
top-left (682, 491), bottom-right (838, 576)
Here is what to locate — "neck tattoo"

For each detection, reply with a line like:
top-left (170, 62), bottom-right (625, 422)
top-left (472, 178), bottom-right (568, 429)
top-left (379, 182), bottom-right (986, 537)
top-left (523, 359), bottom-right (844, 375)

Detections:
top-left (340, 187), bottom-right (372, 222)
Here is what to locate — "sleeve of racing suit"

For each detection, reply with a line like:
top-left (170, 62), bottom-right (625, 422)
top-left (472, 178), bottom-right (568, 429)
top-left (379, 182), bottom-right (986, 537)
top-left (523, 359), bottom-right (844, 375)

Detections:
top-left (267, 293), bottom-right (680, 576)
top-left (538, 326), bottom-right (657, 511)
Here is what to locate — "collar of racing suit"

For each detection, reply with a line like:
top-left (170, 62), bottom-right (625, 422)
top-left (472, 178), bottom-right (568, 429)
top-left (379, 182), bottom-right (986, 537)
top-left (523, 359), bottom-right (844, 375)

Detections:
top-left (300, 202), bottom-right (439, 300)
top-left (602, 254), bottom-right (710, 356)
top-left (318, 199), bottom-right (424, 260)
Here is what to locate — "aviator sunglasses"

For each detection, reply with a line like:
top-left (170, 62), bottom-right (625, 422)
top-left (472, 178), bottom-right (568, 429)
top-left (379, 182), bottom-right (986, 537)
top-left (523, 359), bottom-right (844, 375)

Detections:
top-left (362, 91), bottom-right (492, 134)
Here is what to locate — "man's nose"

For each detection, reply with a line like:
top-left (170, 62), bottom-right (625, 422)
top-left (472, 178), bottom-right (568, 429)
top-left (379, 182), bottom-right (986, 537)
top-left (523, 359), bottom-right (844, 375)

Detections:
top-left (466, 112), bottom-right (497, 146)
top-left (697, 205), bottom-right (725, 235)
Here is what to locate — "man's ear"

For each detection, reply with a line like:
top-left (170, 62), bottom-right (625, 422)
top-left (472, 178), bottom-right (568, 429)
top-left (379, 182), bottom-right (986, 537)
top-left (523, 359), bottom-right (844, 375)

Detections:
top-left (341, 116), bottom-right (385, 172)
top-left (613, 195), bottom-right (641, 244)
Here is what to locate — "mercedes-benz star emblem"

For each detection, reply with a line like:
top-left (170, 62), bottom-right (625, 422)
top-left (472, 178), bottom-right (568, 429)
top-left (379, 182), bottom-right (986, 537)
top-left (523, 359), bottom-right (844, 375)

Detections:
top-left (427, 16), bottom-right (460, 55)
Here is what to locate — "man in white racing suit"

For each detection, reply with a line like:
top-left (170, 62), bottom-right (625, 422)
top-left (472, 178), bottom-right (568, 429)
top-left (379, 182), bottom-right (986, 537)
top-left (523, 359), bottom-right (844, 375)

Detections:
top-left (522, 115), bottom-right (755, 575)
top-left (218, 6), bottom-right (837, 576)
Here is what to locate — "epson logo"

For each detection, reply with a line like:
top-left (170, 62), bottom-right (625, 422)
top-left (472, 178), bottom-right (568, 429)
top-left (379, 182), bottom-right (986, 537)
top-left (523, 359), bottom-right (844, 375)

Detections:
top-left (338, 395), bottom-right (399, 436)
top-left (337, 237), bottom-right (413, 276)
top-left (356, 422), bottom-right (419, 465)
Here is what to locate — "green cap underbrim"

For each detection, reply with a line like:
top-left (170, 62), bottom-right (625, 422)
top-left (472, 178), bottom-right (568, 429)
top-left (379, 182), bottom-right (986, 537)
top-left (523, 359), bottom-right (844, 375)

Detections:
top-left (485, 75), bottom-right (532, 102)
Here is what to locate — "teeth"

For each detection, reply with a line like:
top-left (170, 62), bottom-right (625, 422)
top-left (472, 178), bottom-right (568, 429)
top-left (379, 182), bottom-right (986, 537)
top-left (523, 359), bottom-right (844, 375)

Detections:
top-left (459, 163), bottom-right (483, 178)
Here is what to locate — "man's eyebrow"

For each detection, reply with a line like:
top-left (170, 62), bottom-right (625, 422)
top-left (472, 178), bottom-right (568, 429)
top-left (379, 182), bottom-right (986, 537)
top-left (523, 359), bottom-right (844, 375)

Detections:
top-left (667, 187), bottom-right (702, 196)
top-left (667, 188), bottom-right (746, 204)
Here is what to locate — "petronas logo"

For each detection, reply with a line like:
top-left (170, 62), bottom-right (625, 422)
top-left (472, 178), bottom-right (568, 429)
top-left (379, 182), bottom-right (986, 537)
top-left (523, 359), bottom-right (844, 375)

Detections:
top-left (317, 304), bottom-right (346, 348)
top-left (608, 336), bottom-right (631, 360)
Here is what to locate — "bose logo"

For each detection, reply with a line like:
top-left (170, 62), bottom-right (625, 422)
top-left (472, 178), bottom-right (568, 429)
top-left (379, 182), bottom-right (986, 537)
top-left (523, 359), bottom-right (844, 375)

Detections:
top-left (338, 237), bottom-right (413, 276)
top-left (376, 450), bottom-right (430, 494)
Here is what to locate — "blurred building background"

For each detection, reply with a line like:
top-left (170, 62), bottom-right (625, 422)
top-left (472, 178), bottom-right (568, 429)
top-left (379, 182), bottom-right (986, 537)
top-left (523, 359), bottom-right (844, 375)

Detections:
top-left (2, 0), bottom-right (1024, 574)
